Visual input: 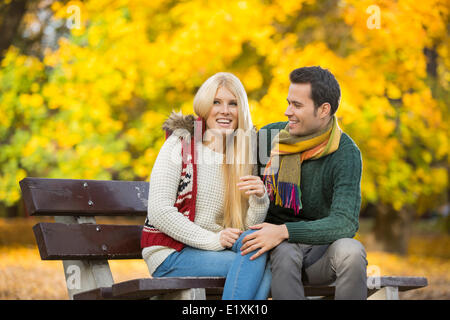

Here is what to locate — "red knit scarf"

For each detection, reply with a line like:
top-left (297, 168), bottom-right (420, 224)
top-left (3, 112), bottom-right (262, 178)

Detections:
top-left (140, 119), bottom-right (202, 251)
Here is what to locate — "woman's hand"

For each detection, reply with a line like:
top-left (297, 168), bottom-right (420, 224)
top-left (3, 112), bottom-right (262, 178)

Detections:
top-left (219, 228), bottom-right (242, 248)
top-left (237, 175), bottom-right (265, 198)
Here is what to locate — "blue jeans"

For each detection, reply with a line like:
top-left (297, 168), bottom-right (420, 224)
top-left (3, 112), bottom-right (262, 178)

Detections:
top-left (152, 230), bottom-right (271, 300)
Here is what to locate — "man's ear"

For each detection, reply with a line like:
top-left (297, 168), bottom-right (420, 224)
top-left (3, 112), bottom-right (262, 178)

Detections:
top-left (319, 102), bottom-right (331, 119)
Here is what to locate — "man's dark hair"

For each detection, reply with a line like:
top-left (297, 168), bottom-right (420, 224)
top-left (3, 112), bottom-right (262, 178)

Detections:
top-left (289, 66), bottom-right (341, 116)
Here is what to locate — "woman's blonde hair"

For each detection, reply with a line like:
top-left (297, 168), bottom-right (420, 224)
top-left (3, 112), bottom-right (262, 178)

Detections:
top-left (193, 72), bottom-right (255, 230)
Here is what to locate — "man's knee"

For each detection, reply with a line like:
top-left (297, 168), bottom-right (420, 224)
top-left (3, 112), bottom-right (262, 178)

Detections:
top-left (331, 238), bottom-right (367, 269)
top-left (270, 241), bottom-right (303, 271)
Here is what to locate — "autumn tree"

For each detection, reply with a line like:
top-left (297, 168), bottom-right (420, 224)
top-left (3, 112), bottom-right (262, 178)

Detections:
top-left (0, 0), bottom-right (448, 254)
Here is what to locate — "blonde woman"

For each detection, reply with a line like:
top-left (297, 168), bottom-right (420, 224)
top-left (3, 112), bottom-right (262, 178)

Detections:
top-left (141, 72), bottom-right (271, 300)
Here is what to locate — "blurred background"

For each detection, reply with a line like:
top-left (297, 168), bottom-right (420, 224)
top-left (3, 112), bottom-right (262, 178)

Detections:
top-left (0, 0), bottom-right (448, 299)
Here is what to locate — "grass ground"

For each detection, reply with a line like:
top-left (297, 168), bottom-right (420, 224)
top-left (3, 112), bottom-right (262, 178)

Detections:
top-left (0, 217), bottom-right (448, 300)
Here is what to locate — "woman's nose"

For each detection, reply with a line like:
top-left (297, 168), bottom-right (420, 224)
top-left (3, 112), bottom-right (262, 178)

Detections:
top-left (220, 103), bottom-right (230, 114)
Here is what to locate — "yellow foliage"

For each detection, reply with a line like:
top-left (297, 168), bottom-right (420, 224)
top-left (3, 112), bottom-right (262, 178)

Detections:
top-left (0, 0), bottom-right (448, 213)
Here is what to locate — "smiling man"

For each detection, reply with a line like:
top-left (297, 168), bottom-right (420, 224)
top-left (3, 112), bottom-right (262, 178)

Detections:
top-left (242, 66), bottom-right (368, 300)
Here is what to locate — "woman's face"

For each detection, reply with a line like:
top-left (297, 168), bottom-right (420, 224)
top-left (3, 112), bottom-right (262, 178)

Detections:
top-left (205, 86), bottom-right (239, 133)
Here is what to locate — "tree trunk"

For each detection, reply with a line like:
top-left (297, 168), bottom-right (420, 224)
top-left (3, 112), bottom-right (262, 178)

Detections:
top-left (372, 203), bottom-right (412, 255)
top-left (0, 0), bottom-right (28, 60)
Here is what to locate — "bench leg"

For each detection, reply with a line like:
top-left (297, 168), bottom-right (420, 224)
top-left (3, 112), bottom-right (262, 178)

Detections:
top-left (55, 216), bottom-right (114, 300)
top-left (367, 286), bottom-right (399, 300)
top-left (151, 288), bottom-right (207, 300)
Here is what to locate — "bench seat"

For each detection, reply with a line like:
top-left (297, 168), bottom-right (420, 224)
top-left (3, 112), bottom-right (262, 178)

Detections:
top-left (72, 276), bottom-right (428, 300)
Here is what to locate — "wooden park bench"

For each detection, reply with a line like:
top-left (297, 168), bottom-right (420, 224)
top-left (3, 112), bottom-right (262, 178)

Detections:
top-left (19, 177), bottom-right (428, 300)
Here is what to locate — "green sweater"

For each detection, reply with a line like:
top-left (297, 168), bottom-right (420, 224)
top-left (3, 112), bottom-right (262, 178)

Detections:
top-left (258, 121), bottom-right (362, 245)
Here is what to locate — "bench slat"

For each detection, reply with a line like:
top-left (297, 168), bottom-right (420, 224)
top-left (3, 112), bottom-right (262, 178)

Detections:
top-left (20, 178), bottom-right (148, 216)
top-left (112, 277), bottom-right (226, 300)
top-left (302, 276), bottom-right (427, 297)
top-left (72, 287), bottom-right (114, 300)
top-left (73, 278), bottom-right (226, 300)
top-left (73, 276), bottom-right (428, 300)
top-left (376, 276), bottom-right (428, 291)
top-left (33, 222), bottom-right (143, 260)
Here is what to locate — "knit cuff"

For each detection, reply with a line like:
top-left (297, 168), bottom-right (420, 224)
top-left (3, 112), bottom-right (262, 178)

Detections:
top-left (249, 189), bottom-right (270, 208)
top-left (285, 221), bottom-right (330, 244)
top-left (211, 231), bottom-right (226, 251)
top-left (285, 221), bottom-right (309, 243)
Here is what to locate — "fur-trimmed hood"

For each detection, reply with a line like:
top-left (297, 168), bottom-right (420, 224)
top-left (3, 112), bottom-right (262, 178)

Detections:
top-left (162, 111), bottom-right (198, 138)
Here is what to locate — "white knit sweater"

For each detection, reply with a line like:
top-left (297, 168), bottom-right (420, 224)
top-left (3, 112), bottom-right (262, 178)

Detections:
top-left (142, 134), bottom-right (270, 276)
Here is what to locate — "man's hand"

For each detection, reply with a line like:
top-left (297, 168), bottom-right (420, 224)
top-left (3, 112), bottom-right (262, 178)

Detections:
top-left (240, 223), bottom-right (289, 260)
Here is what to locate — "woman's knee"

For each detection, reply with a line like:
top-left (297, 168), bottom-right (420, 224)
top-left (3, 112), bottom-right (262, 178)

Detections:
top-left (232, 229), bottom-right (257, 251)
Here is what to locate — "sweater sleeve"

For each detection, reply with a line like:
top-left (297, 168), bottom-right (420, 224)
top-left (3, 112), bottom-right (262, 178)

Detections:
top-left (146, 135), bottom-right (224, 251)
top-left (284, 145), bottom-right (362, 244)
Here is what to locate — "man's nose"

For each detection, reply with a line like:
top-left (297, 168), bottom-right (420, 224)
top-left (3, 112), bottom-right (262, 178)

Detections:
top-left (284, 104), bottom-right (293, 116)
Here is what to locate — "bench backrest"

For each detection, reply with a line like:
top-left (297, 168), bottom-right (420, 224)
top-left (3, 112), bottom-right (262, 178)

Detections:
top-left (20, 177), bottom-right (147, 260)
top-left (20, 177), bottom-right (148, 216)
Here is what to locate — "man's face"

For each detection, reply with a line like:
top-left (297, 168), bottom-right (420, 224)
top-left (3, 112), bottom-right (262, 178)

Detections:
top-left (285, 83), bottom-right (326, 136)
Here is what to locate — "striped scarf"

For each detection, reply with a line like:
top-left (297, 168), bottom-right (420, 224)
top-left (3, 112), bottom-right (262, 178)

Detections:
top-left (263, 116), bottom-right (342, 215)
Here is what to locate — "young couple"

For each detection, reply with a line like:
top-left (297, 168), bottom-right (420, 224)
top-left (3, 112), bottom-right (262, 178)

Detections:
top-left (140, 66), bottom-right (368, 300)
